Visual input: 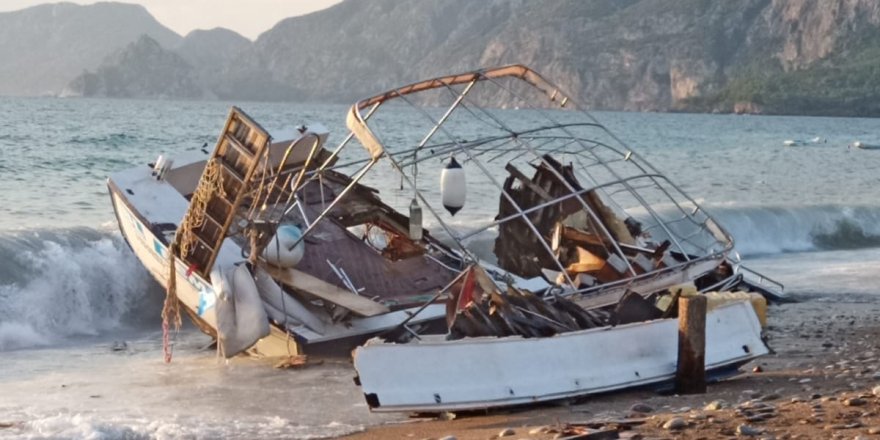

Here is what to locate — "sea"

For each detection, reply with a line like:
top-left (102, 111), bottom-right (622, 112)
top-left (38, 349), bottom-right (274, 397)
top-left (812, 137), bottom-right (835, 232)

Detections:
top-left (1, 97), bottom-right (879, 439)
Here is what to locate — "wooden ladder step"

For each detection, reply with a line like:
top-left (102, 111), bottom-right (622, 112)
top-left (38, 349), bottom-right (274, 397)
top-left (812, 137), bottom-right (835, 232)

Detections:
top-left (176, 106), bottom-right (271, 278)
top-left (217, 160), bottom-right (245, 183)
top-left (191, 232), bottom-right (218, 252)
top-left (225, 133), bottom-right (256, 160)
top-left (203, 213), bottom-right (223, 227)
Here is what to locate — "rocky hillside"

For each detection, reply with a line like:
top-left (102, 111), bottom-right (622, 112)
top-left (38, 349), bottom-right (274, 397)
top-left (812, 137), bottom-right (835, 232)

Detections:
top-left (9, 0), bottom-right (880, 115)
top-left (239, 0), bottom-right (880, 115)
top-left (65, 36), bottom-right (206, 99)
top-left (0, 2), bottom-right (180, 96)
top-left (175, 28), bottom-right (252, 99)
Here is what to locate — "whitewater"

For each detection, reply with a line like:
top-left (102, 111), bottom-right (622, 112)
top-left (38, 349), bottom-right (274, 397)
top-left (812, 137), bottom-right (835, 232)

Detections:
top-left (1, 97), bottom-right (879, 438)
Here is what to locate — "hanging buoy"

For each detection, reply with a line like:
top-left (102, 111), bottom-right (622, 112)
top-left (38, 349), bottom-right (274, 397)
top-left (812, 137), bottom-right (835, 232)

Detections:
top-left (262, 225), bottom-right (305, 268)
top-left (440, 157), bottom-right (466, 216)
top-left (408, 198), bottom-right (423, 241)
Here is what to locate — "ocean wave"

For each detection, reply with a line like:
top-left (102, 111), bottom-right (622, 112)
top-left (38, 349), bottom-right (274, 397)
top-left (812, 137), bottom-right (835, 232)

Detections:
top-left (708, 205), bottom-right (880, 256)
top-left (427, 203), bottom-right (880, 261)
top-left (0, 228), bottom-right (161, 351)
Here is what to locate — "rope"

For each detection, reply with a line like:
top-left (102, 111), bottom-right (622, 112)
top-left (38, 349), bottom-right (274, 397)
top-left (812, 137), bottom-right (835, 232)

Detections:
top-left (178, 159), bottom-right (224, 259)
top-left (162, 243), bottom-right (183, 363)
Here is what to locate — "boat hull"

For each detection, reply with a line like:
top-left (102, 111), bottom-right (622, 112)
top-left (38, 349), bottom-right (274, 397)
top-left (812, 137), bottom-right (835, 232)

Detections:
top-left (108, 180), bottom-right (448, 357)
top-left (109, 183), bottom-right (302, 357)
top-left (353, 301), bottom-right (767, 412)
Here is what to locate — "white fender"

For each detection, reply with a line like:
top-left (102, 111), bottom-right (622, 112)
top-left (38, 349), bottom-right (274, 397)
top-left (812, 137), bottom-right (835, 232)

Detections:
top-left (440, 157), bottom-right (466, 216)
top-left (262, 225), bottom-right (305, 268)
top-left (210, 263), bottom-right (270, 358)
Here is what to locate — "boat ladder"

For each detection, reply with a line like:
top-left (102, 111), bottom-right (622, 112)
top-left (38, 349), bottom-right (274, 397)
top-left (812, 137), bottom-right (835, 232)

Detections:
top-left (174, 106), bottom-right (272, 278)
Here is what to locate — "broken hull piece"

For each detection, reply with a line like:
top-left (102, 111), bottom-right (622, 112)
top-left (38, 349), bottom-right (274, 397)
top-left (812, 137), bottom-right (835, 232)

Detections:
top-left (353, 301), bottom-right (767, 412)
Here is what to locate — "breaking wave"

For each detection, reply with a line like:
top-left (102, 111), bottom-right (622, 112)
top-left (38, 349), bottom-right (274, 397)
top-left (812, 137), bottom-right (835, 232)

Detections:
top-left (0, 228), bottom-right (161, 351)
top-left (0, 205), bottom-right (876, 351)
top-left (709, 205), bottom-right (880, 256)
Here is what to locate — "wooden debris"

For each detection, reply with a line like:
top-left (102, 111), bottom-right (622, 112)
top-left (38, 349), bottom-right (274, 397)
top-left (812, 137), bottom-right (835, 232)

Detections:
top-left (447, 265), bottom-right (609, 339)
top-left (273, 355), bottom-right (320, 369)
top-left (494, 155), bottom-right (642, 282)
top-left (494, 157), bottom-right (589, 277)
top-left (261, 264), bottom-right (390, 317)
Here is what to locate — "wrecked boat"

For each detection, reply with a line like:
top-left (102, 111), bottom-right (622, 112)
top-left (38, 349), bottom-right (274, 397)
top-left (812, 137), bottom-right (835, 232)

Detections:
top-left (108, 64), bottom-right (780, 363)
top-left (334, 65), bottom-right (777, 411)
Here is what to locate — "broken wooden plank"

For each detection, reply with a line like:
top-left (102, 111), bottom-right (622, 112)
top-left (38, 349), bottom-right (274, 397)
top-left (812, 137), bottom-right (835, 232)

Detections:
top-left (260, 264), bottom-right (390, 317)
top-left (504, 162), bottom-right (555, 202)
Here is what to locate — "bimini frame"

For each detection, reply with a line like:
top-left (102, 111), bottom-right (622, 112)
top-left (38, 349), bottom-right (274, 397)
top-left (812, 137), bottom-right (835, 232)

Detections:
top-left (284, 65), bottom-right (735, 301)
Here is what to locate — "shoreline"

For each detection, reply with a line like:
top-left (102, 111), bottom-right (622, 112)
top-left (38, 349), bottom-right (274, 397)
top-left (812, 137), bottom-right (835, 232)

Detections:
top-left (342, 299), bottom-right (880, 440)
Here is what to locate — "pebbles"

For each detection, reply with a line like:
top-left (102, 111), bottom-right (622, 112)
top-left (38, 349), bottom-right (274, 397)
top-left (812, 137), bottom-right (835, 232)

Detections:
top-left (743, 390), bottom-right (763, 399)
top-left (515, 306), bottom-right (880, 440)
top-left (703, 400), bottom-right (726, 411)
top-left (823, 422), bottom-right (862, 430)
top-left (736, 423), bottom-right (764, 436)
top-left (528, 426), bottom-right (549, 435)
top-left (760, 393), bottom-right (782, 402)
top-left (629, 403), bottom-right (653, 414)
top-left (662, 417), bottom-right (687, 430)
top-left (844, 397), bottom-right (867, 407)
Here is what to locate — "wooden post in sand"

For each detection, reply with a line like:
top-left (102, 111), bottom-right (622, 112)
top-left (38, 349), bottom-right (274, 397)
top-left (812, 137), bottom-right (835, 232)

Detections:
top-left (676, 295), bottom-right (707, 394)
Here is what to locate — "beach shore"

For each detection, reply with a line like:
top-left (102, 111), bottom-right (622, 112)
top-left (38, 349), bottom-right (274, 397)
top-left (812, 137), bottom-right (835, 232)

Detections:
top-left (342, 298), bottom-right (880, 440)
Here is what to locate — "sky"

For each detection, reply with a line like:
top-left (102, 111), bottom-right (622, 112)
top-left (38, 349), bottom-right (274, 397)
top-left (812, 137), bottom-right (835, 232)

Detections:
top-left (0, 0), bottom-right (343, 40)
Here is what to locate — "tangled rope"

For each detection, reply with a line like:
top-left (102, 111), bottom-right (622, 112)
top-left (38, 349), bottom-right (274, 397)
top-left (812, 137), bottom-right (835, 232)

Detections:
top-left (162, 243), bottom-right (183, 363)
top-left (178, 158), bottom-right (225, 259)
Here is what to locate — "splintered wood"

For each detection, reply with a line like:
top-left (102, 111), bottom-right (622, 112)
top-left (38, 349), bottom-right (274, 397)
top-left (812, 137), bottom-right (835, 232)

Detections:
top-left (446, 265), bottom-right (609, 339)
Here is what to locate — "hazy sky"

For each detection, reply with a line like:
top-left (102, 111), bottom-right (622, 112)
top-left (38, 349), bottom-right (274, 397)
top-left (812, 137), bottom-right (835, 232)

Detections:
top-left (0, 0), bottom-right (343, 40)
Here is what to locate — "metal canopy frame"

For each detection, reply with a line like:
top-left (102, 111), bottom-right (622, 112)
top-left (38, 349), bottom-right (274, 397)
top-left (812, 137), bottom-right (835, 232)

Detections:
top-left (287, 65), bottom-right (734, 297)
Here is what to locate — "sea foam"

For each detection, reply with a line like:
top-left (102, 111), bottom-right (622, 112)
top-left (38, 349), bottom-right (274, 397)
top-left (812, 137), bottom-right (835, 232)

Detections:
top-left (0, 228), bottom-right (159, 351)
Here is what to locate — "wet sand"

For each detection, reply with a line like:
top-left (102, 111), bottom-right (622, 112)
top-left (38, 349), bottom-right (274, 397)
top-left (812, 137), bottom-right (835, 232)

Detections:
top-left (342, 299), bottom-right (880, 440)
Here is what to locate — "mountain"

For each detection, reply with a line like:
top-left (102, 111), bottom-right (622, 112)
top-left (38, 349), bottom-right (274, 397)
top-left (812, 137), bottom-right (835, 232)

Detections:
top-left (237, 0), bottom-right (880, 115)
top-left (0, 2), bottom-right (181, 96)
top-left (65, 35), bottom-right (206, 99)
top-left (10, 0), bottom-right (880, 116)
top-left (177, 28), bottom-right (251, 72)
top-left (176, 28), bottom-right (253, 99)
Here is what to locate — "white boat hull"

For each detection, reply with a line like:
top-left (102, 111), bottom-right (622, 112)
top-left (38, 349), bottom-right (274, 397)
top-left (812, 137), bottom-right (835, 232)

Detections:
top-left (353, 301), bottom-right (767, 412)
top-left (110, 185), bottom-right (446, 357)
top-left (109, 188), bottom-right (298, 357)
